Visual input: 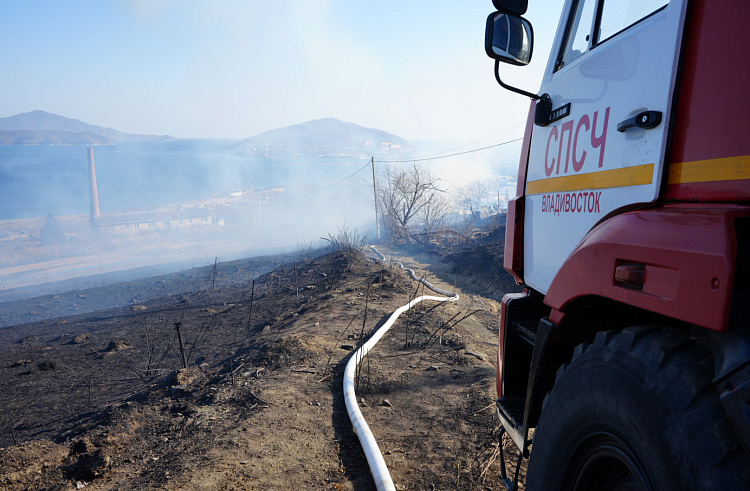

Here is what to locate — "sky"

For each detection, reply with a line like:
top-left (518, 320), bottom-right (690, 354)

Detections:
top-left (0, 0), bottom-right (564, 142)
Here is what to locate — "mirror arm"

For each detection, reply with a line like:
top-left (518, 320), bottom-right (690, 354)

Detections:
top-left (494, 60), bottom-right (540, 100)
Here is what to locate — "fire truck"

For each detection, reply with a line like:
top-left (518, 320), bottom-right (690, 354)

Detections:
top-left (485, 0), bottom-right (750, 489)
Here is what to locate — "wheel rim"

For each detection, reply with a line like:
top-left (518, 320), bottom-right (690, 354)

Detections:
top-left (563, 432), bottom-right (653, 491)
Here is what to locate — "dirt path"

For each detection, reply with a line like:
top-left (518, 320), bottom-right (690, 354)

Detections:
top-left (0, 247), bottom-right (524, 490)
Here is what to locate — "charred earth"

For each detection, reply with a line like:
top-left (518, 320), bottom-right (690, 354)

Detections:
top-left (0, 242), bottom-right (523, 490)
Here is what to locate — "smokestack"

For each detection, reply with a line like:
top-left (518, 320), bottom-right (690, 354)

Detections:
top-left (87, 147), bottom-right (101, 219)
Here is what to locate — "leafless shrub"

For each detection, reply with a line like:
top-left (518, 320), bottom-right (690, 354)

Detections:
top-left (322, 223), bottom-right (369, 273)
top-left (450, 212), bottom-right (478, 253)
top-left (9, 425), bottom-right (19, 446)
top-left (295, 241), bottom-right (315, 262)
top-left (322, 223), bottom-right (368, 253)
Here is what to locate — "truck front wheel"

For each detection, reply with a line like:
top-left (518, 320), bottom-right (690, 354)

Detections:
top-left (526, 326), bottom-right (749, 491)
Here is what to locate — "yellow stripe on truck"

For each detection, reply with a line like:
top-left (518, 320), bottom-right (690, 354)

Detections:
top-left (668, 155), bottom-right (750, 184)
top-left (526, 163), bottom-right (654, 195)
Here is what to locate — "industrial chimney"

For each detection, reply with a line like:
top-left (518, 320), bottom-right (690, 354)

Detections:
top-left (87, 147), bottom-right (101, 219)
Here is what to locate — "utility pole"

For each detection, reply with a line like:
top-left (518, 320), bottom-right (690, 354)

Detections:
top-left (250, 182), bottom-right (257, 240)
top-left (371, 157), bottom-right (381, 241)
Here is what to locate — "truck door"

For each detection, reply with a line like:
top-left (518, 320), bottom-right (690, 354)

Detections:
top-left (523, 0), bottom-right (688, 294)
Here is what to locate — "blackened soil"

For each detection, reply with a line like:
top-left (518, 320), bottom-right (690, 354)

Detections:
top-left (0, 243), bottom-right (525, 490)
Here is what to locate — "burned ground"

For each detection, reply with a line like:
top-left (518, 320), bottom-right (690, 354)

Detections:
top-left (0, 244), bottom-right (525, 490)
top-left (0, 251), bottom-right (309, 327)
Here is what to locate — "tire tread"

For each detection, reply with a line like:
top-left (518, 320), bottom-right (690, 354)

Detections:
top-left (526, 327), bottom-right (750, 491)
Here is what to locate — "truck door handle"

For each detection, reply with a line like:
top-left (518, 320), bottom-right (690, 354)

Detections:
top-left (617, 110), bottom-right (663, 132)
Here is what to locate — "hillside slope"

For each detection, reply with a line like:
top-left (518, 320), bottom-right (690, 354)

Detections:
top-left (0, 110), bottom-right (175, 142)
top-left (231, 118), bottom-right (408, 157)
top-left (0, 128), bottom-right (112, 145)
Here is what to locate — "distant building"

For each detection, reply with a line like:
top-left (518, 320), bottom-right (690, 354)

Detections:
top-left (92, 207), bottom-right (213, 235)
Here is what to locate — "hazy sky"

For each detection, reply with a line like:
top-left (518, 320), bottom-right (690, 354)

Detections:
top-left (1, 0), bottom-right (564, 142)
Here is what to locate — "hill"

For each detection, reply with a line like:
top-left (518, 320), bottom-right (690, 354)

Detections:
top-left (0, 110), bottom-right (176, 143)
top-left (0, 128), bottom-right (112, 145)
top-left (231, 118), bottom-right (408, 157)
top-left (0, 247), bottom-right (514, 490)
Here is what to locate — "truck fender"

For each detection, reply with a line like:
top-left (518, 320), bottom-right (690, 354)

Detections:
top-left (544, 206), bottom-right (742, 332)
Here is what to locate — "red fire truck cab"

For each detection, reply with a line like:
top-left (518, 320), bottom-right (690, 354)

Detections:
top-left (485, 0), bottom-right (750, 489)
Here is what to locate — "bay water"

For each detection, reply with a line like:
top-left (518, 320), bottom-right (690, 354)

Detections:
top-left (0, 140), bottom-right (368, 220)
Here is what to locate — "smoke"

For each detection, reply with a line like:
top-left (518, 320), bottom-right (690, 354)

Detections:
top-left (0, 140), bottom-right (378, 302)
top-left (405, 135), bottom-right (523, 203)
top-left (115, 0), bottom-right (387, 140)
top-left (0, 0), bottom-right (559, 306)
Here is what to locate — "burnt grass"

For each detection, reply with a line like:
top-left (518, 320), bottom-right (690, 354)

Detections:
top-left (0, 251), bottom-right (309, 328)
top-left (413, 225), bottom-right (521, 299)
top-left (0, 234), bottom-right (524, 490)
top-left (0, 250), bottom-right (360, 448)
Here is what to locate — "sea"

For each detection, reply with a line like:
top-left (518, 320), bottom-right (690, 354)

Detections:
top-left (0, 140), bottom-right (370, 220)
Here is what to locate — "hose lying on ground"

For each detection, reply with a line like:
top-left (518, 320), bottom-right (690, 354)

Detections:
top-left (342, 246), bottom-right (459, 491)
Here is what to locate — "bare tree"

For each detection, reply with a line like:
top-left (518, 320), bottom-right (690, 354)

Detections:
top-left (455, 178), bottom-right (495, 213)
top-left (378, 164), bottom-right (447, 241)
top-left (420, 190), bottom-right (451, 235)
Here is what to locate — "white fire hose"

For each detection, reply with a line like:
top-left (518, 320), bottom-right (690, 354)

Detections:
top-left (343, 246), bottom-right (459, 491)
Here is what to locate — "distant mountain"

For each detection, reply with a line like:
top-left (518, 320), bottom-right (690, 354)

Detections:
top-left (0, 129), bottom-right (112, 145)
top-left (0, 110), bottom-right (176, 143)
top-left (231, 118), bottom-right (409, 157)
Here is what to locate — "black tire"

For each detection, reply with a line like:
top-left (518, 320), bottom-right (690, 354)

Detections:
top-left (526, 326), bottom-right (750, 491)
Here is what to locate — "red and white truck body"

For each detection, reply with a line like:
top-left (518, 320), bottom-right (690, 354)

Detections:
top-left (521, 0), bottom-right (686, 294)
top-left (487, 0), bottom-right (750, 488)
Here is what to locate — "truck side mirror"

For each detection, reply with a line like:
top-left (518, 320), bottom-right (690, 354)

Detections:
top-left (492, 0), bottom-right (528, 16)
top-left (485, 12), bottom-right (534, 66)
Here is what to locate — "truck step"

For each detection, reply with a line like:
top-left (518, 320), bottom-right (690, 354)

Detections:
top-left (496, 397), bottom-right (527, 451)
top-left (512, 320), bottom-right (538, 347)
